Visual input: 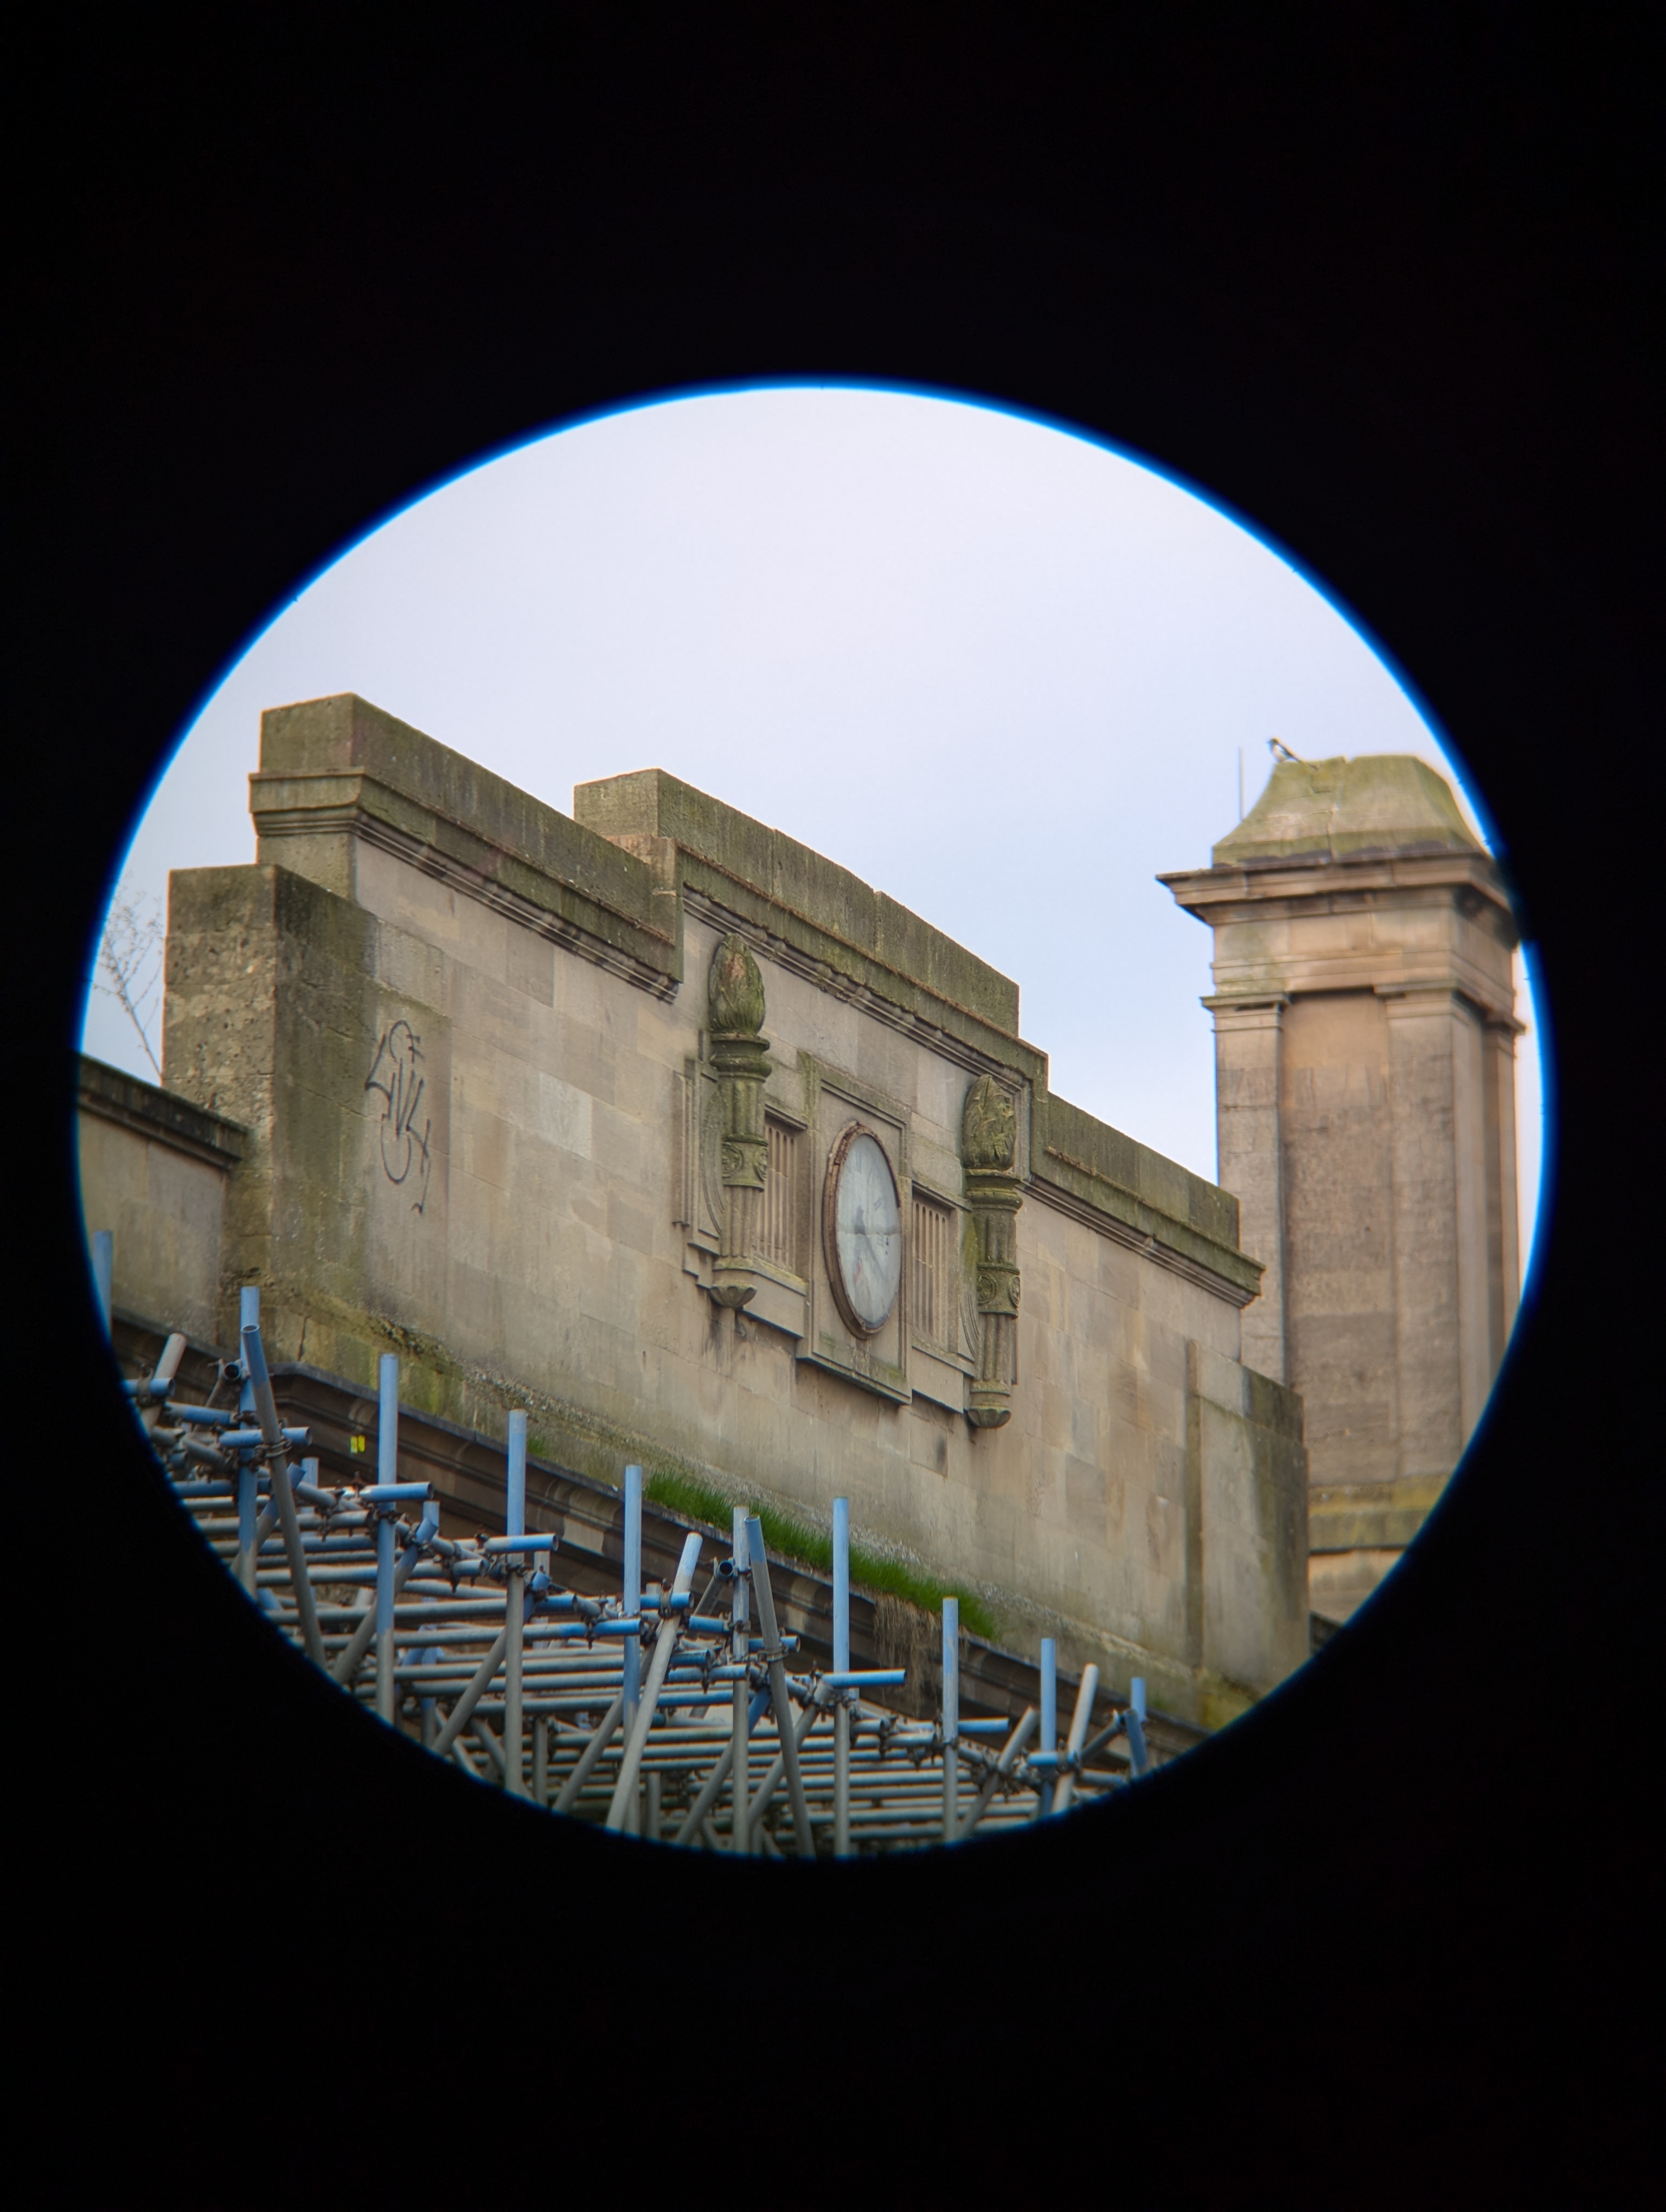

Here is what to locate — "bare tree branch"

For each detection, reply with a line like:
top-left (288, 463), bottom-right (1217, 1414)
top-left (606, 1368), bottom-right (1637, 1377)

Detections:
top-left (93, 886), bottom-right (164, 1079)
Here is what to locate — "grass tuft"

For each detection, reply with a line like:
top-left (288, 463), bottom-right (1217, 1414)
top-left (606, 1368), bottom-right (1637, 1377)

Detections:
top-left (644, 1472), bottom-right (997, 1639)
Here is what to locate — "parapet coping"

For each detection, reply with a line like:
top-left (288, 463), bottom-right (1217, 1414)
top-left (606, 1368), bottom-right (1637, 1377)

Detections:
top-left (78, 1053), bottom-right (248, 1168)
top-left (248, 695), bottom-right (1252, 1294)
top-left (1160, 843), bottom-right (1515, 913)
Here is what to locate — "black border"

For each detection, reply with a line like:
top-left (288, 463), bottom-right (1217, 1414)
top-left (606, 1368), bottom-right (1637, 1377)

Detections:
top-left (16, 11), bottom-right (1654, 2203)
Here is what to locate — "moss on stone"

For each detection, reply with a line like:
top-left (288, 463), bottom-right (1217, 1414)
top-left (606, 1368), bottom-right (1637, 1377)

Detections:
top-left (573, 766), bottom-right (1022, 1037)
top-left (644, 1471), bottom-right (999, 1638)
top-left (1214, 754), bottom-right (1480, 865)
top-left (1038, 1094), bottom-right (1259, 1291)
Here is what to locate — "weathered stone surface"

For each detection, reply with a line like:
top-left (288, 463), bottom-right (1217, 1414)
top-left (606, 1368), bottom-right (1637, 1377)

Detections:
top-left (1213, 752), bottom-right (1479, 865)
top-left (75, 1057), bottom-right (244, 1346)
top-left (576, 765), bottom-right (1021, 1036)
top-left (1164, 753), bottom-right (1522, 1622)
top-left (106, 698), bottom-right (1318, 1721)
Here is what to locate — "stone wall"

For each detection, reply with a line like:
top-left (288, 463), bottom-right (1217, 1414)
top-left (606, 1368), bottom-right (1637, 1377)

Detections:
top-left (155, 693), bottom-right (1306, 1724)
top-left (75, 1056), bottom-right (245, 1346)
top-left (1163, 754), bottom-right (1522, 1622)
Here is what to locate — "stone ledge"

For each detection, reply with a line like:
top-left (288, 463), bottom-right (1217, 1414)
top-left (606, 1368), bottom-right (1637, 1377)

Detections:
top-left (1310, 1474), bottom-right (1446, 1553)
top-left (1033, 1099), bottom-right (1261, 1303)
top-left (78, 1054), bottom-right (247, 1168)
top-left (1159, 846), bottom-right (1517, 938)
top-left (575, 764), bottom-right (1021, 1037)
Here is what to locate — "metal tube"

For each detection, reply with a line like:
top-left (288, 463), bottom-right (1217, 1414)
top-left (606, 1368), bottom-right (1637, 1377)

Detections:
top-left (92, 1230), bottom-right (114, 1336)
top-left (605, 1531), bottom-right (702, 1831)
top-left (375, 1354), bottom-right (399, 1724)
top-left (240, 1322), bottom-right (327, 1667)
top-left (1053, 1663), bottom-right (1100, 1815)
top-left (553, 1691), bottom-right (626, 1815)
top-left (327, 1512), bottom-right (440, 1687)
top-left (219, 1427), bottom-right (309, 1454)
top-left (833, 1496), bottom-right (851, 1860)
top-left (745, 1517), bottom-right (814, 1859)
top-left (533, 1714), bottom-right (549, 1807)
top-left (941, 1597), bottom-right (959, 1843)
top-left (234, 1287), bottom-right (260, 1592)
top-left (620, 1465), bottom-right (642, 1829)
top-left (730, 1507), bottom-right (749, 1857)
top-left (671, 1737), bottom-right (736, 1848)
top-left (956, 1708), bottom-right (1039, 1840)
top-left (503, 1412), bottom-right (527, 1798)
top-left (502, 1565), bottom-right (525, 1796)
top-left (470, 1715), bottom-right (508, 1781)
top-left (139, 1333), bottom-right (188, 1436)
top-left (1127, 1676), bottom-right (1150, 1778)
top-left (831, 1498), bottom-right (850, 1673)
top-left (430, 1625), bottom-right (512, 1759)
top-left (1077, 1713), bottom-right (1127, 1769)
top-left (506, 1409), bottom-right (527, 1536)
top-left (744, 1700), bottom-right (823, 1837)
top-left (1038, 1638), bottom-right (1058, 1818)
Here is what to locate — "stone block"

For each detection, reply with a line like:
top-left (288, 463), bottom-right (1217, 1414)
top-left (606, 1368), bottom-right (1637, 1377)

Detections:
top-left (505, 925), bottom-right (555, 1005)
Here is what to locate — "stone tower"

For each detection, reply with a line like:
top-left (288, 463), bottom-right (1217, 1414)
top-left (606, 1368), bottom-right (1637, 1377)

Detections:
top-left (1161, 754), bottom-right (1522, 1622)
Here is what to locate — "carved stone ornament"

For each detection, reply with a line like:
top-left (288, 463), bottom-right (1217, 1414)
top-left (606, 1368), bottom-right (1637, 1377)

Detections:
top-left (706, 932), bottom-right (771, 1305)
top-left (960, 1073), bottom-right (1017, 1173)
top-left (708, 933), bottom-right (766, 1038)
top-left (976, 1264), bottom-right (1021, 1316)
top-left (961, 1073), bottom-right (1023, 1429)
top-left (720, 1135), bottom-right (768, 1191)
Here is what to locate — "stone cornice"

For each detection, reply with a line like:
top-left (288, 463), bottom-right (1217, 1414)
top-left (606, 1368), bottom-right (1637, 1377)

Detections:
top-left (680, 885), bottom-right (1040, 1080)
top-left (1202, 993), bottom-right (1288, 1020)
top-left (575, 764), bottom-right (1020, 1036)
top-left (1204, 955), bottom-right (1515, 1027)
top-left (76, 1053), bottom-right (247, 1169)
top-left (1029, 1135), bottom-right (1261, 1305)
top-left (1027, 1172), bottom-right (1261, 1308)
top-left (252, 775), bottom-right (682, 1000)
top-left (1159, 846), bottom-right (1518, 942)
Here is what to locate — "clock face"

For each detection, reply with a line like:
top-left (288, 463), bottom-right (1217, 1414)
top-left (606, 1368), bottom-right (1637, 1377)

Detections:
top-left (827, 1127), bottom-right (904, 1333)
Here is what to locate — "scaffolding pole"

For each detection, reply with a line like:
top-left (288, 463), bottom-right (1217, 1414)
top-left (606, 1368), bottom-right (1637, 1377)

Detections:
top-left (114, 1265), bottom-right (1157, 1858)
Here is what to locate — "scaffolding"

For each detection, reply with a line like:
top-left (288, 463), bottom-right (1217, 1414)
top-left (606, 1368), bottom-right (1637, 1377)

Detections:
top-left (105, 1245), bottom-right (1154, 1855)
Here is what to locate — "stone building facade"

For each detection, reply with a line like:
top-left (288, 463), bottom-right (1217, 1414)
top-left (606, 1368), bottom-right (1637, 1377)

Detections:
top-left (93, 692), bottom-right (1311, 1729)
top-left (1162, 754), bottom-right (1522, 1622)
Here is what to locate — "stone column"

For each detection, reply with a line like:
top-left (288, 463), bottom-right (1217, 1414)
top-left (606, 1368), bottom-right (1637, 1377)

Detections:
top-left (1484, 1014), bottom-right (1524, 1374)
top-left (1206, 995), bottom-right (1289, 1384)
top-left (1380, 985), bottom-right (1488, 1480)
top-left (1450, 992), bottom-right (1492, 1441)
top-left (707, 934), bottom-right (771, 1310)
top-left (961, 1074), bottom-right (1022, 1429)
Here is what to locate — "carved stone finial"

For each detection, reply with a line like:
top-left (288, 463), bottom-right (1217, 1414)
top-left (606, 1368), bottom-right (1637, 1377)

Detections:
top-left (961, 1074), bottom-right (1017, 1173)
top-left (706, 935), bottom-right (771, 1302)
top-left (708, 934), bottom-right (766, 1037)
top-left (960, 1074), bottom-right (1022, 1430)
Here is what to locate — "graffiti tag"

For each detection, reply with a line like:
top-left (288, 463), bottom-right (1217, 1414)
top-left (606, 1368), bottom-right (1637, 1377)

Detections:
top-left (364, 1020), bottom-right (433, 1213)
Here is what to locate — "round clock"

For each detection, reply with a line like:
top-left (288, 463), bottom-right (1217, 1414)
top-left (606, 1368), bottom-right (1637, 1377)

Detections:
top-left (824, 1123), bottom-right (904, 1335)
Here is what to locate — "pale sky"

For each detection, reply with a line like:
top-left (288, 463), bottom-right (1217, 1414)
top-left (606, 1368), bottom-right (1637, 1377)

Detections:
top-left (81, 384), bottom-right (1543, 1276)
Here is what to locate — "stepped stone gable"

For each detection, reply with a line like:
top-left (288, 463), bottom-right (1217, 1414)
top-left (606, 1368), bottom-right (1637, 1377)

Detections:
top-left (126, 693), bottom-right (1309, 1727)
top-left (1162, 751), bottom-right (1522, 1625)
